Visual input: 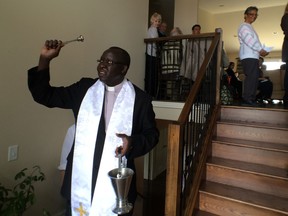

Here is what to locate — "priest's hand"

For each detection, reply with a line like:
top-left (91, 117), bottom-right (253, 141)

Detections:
top-left (115, 133), bottom-right (131, 157)
top-left (38, 40), bottom-right (64, 71)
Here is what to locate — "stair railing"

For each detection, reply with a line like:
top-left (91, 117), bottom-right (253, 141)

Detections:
top-left (145, 28), bottom-right (223, 215)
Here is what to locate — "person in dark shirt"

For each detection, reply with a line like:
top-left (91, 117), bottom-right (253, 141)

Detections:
top-left (225, 62), bottom-right (242, 99)
top-left (281, 3), bottom-right (288, 108)
top-left (256, 57), bottom-right (273, 103)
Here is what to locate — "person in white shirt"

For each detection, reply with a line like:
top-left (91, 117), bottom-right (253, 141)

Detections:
top-left (238, 6), bottom-right (269, 106)
top-left (145, 12), bottom-right (162, 98)
top-left (58, 124), bottom-right (75, 184)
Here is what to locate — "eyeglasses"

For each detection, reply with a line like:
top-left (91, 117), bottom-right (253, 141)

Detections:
top-left (247, 13), bottom-right (258, 17)
top-left (97, 59), bottom-right (124, 66)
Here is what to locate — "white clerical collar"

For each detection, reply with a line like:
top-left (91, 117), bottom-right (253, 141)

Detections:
top-left (106, 86), bottom-right (115, 92)
top-left (105, 81), bottom-right (124, 93)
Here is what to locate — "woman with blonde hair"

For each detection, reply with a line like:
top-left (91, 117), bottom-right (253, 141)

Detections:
top-left (145, 12), bottom-right (162, 98)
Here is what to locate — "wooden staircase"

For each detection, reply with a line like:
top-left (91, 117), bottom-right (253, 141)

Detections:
top-left (195, 106), bottom-right (288, 216)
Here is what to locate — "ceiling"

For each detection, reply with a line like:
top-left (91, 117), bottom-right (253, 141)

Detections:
top-left (199, 0), bottom-right (288, 14)
top-left (198, 0), bottom-right (288, 54)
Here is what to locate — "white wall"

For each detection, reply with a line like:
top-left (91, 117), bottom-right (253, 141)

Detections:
top-left (174, 0), bottom-right (198, 34)
top-left (0, 0), bottom-right (149, 215)
top-left (198, 8), bottom-right (214, 33)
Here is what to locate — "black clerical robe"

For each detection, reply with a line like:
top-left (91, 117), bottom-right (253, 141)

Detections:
top-left (28, 67), bottom-right (159, 206)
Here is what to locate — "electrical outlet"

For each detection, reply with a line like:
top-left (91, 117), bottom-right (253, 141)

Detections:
top-left (8, 145), bottom-right (18, 161)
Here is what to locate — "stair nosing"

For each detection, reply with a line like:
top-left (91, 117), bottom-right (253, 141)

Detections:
top-left (207, 157), bottom-right (288, 180)
top-left (221, 105), bottom-right (288, 113)
top-left (217, 119), bottom-right (288, 131)
top-left (213, 136), bottom-right (288, 153)
top-left (200, 181), bottom-right (288, 214)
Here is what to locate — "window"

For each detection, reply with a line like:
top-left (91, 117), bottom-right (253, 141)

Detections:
top-left (263, 58), bottom-right (285, 71)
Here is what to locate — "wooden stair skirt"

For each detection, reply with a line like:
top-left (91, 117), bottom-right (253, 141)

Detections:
top-left (196, 106), bottom-right (288, 216)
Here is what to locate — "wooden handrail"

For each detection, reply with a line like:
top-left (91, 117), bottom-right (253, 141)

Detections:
top-left (144, 32), bottom-right (216, 43)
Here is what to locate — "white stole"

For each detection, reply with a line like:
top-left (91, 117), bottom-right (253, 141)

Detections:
top-left (71, 79), bottom-right (135, 216)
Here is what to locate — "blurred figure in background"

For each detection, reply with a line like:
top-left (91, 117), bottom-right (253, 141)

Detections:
top-left (225, 62), bottom-right (242, 100)
top-left (256, 57), bottom-right (273, 103)
top-left (170, 27), bottom-right (183, 36)
top-left (192, 24), bottom-right (201, 35)
top-left (158, 27), bottom-right (183, 100)
top-left (58, 124), bottom-right (75, 184)
top-left (180, 24), bottom-right (211, 83)
top-left (158, 22), bottom-right (167, 37)
top-left (281, 3), bottom-right (288, 108)
top-left (145, 12), bottom-right (162, 98)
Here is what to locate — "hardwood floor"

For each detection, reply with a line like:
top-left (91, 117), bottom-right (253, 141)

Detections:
top-left (133, 171), bottom-right (166, 216)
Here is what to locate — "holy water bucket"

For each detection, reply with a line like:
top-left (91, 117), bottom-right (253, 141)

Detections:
top-left (108, 167), bottom-right (134, 215)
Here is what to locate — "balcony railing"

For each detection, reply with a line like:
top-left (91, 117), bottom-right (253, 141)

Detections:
top-left (144, 29), bottom-right (223, 215)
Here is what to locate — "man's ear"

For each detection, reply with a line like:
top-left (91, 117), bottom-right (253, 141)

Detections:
top-left (121, 65), bottom-right (128, 74)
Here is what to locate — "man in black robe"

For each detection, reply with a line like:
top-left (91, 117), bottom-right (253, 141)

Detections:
top-left (28, 40), bottom-right (159, 216)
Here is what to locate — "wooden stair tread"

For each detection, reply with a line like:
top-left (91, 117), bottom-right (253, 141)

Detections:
top-left (200, 181), bottom-right (288, 213)
top-left (207, 157), bottom-right (288, 179)
top-left (197, 106), bottom-right (288, 215)
top-left (218, 119), bottom-right (288, 130)
top-left (194, 210), bottom-right (218, 216)
top-left (221, 105), bottom-right (288, 114)
top-left (213, 136), bottom-right (288, 152)
top-left (222, 105), bottom-right (288, 112)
